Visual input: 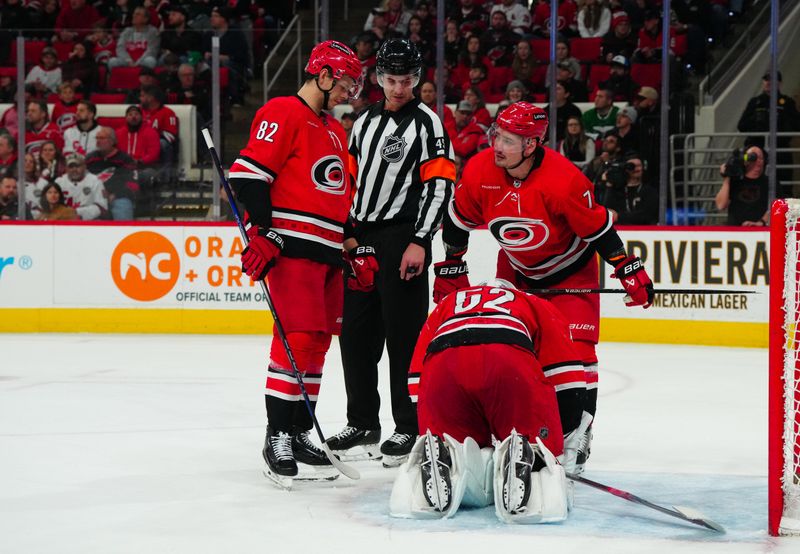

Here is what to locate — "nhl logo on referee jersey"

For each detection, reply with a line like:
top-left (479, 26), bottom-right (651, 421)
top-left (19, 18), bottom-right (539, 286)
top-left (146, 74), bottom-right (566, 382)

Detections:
top-left (380, 134), bottom-right (406, 163)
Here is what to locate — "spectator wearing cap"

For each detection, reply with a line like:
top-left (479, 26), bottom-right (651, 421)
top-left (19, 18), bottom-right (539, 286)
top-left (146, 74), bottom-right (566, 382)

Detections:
top-left (615, 105), bottom-right (639, 152)
top-left (448, 0), bottom-right (490, 37)
top-left (480, 9), bottom-right (518, 67)
top-left (715, 145), bottom-right (772, 226)
top-left (634, 86), bottom-right (659, 117)
top-left (109, 6), bottom-right (160, 69)
top-left (602, 11), bottom-right (636, 64)
top-left (24, 47), bottom-right (62, 96)
top-left (85, 126), bottom-right (138, 220)
top-left (53, 0), bottom-right (102, 42)
top-left (160, 4), bottom-right (203, 64)
top-left (37, 182), bottom-right (79, 221)
top-left (140, 85), bottom-right (179, 175)
top-left (54, 153), bottom-right (108, 220)
top-left (204, 6), bottom-right (250, 106)
top-left (63, 100), bottom-right (101, 156)
top-left (452, 101), bottom-right (484, 160)
top-left (598, 55), bottom-right (639, 101)
top-left (738, 71), bottom-right (800, 188)
top-left (582, 88), bottom-right (619, 139)
top-left (25, 100), bottom-right (64, 156)
top-left (545, 80), bottom-right (583, 142)
top-left (491, 0), bottom-right (532, 36)
top-left (578, 0), bottom-right (612, 38)
top-left (125, 66), bottom-right (160, 104)
top-left (116, 105), bottom-right (160, 170)
top-left (555, 61), bottom-right (589, 102)
top-left (355, 33), bottom-right (378, 76)
top-left (559, 115), bottom-right (595, 171)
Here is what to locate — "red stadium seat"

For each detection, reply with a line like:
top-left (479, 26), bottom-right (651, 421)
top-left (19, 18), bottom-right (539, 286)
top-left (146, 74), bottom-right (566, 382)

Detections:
top-left (107, 66), bottom-right (141, 90)
top-left (167, 92), bottom-right (178, 103)
top-left (587, 64), bottom-right (610, 89)
top-left (53, 41), bottom-right (75, 62)
top-left (46, 92), bottom-right (83, 103)
top-left (97, 65), bottom-right (107, 89)
top-left (90, 93), bottom-right (127, 104)
top-left (570, 38), bottom-right (602, 62)
top-left (0, 67), bottom-right (16, 78)
top-left (531, 93), bottom-right (546, 103)
top-left (9, 40), bottom-right (48, 65)
top-left (671, 34), bottom-right (688, 57)
top-left (530, 65), bottom-right (547, 87)
top-left (530, 39), bottom-right (550, 62)
top-left (219, 66), bottom-right (229, 89)
top-left (631, 63), bottom-right (662, 89)
top-left (97, 116), bottom-right (126, 129)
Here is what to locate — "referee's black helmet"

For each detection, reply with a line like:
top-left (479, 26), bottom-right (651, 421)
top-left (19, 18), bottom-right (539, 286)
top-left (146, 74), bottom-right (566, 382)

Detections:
top-left (376, 38), bottom-right (422, 84)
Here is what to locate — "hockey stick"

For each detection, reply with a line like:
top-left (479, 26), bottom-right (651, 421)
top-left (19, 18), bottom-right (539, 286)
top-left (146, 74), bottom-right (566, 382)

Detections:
top-left (524, 288), bottom-right (758, 295)
top-left (566, 473), bottom-right (725, 533)
top-left (202, 128), bottom-right (360, 481)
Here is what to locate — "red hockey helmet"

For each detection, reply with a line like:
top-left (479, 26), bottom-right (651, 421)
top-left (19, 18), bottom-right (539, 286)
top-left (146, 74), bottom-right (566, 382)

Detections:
top-left (305, 40), bottom-right (364, 98)
top-left (495, 102), bottom-right (549, 143)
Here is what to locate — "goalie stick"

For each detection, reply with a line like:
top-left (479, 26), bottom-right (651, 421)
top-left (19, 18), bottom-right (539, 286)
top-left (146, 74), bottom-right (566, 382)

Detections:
top-left (567, 473), bottom-right (725, 533)
top-left (202, 128), bottom-right (360, 482)
top-left (524, 288), bottom-right (758, 295)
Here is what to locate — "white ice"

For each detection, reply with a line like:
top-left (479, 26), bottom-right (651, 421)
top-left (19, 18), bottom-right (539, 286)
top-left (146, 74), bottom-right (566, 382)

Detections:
top-left (0, 334), bottom-right (794, 553)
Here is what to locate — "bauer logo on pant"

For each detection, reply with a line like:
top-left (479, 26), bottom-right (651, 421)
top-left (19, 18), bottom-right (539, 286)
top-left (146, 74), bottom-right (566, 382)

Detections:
top-left (380, 134), bottom-right (407, 163)
top-left (111, 231), bottom-right (180, 301)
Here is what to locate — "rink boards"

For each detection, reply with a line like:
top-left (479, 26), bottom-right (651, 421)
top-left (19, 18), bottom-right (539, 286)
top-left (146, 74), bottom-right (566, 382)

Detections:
top-left (0, 222), bottom-right (769, 346)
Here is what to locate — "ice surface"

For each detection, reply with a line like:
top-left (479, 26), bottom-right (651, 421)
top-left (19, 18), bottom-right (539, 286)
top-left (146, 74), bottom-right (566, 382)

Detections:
top-left (0, 334), bottom-right (794, 553)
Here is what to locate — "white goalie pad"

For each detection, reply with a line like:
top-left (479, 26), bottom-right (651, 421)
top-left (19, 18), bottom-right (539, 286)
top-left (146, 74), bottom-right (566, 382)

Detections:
top-left (390, 432), bottom-right (483, 519)
top-left (493, 432), bottom-right (568, 524)
top-left (461, 439), bottom-right (494, 509)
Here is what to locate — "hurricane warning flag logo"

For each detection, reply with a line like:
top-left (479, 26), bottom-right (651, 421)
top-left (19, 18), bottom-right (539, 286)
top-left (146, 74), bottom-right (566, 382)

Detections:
top-left (488, 217), bottom-right (549, 252)
top-left (311, 156), bottom-right (346, 195)
top-left (111, 231), bottom-right (180, 301)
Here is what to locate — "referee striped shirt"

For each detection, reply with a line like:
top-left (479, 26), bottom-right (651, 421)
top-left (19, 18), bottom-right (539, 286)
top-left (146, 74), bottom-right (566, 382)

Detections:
top-left (348, 98), bottom-right (456, 244)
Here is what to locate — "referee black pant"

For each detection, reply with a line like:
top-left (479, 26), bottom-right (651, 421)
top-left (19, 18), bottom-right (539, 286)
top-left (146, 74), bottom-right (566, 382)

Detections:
top-left (340, 223), bottom-right (430, 436)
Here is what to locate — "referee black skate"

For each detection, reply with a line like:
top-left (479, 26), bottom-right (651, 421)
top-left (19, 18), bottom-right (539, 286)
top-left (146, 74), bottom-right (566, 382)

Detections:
top-left (326, 38), bottom-right (455, 467)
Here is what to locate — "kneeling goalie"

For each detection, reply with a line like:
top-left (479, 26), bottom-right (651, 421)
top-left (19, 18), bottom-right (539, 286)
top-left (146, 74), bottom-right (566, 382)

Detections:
top-left (390, 280), bottom-right (592, 523)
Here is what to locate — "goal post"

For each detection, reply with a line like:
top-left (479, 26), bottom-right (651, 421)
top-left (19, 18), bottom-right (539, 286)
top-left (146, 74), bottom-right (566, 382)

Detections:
top-left (769, 198), bottom-right (800, 536)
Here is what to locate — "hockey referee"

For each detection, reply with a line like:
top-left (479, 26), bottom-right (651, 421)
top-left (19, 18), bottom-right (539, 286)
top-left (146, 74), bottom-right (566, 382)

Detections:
top-left (326, 38), bottom-right (456, 467)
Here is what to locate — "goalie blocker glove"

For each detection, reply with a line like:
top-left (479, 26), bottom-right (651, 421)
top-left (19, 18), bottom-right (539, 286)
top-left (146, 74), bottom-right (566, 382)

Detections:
top-left (432, 258), bottom-right (470, 304)
top-left (241, 226), bottom-right (284, 281)
top-left (344, 245), bottom-right (379, 292)
top-left (612, 255), bottom-right (654, 308)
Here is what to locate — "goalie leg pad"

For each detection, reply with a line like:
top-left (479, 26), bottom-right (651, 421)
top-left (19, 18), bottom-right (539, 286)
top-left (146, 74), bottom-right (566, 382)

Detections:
top-left (460, 438), bottom-right (494, 509)
top-left (493, 432), bottom-right (568, 524)
top-left (390, 432), bottom-right (472, 519)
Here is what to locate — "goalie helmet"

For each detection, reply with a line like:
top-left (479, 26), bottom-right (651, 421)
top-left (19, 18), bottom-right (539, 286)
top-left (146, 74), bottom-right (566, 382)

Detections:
top-left (305, 40), bottom-right (364, 98)
top-left (494, 102), bottom-right (549, 143)
top-left (376, 38), bottom-right (422, 87)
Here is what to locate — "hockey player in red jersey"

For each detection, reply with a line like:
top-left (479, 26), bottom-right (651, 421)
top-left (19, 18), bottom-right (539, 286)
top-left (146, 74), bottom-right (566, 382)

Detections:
top-left (228, 40), bottom-right (363, 488)
top-left (390, 279), bottom-right (589, 522)
top-left (433, 102), bottom-right (654, 475)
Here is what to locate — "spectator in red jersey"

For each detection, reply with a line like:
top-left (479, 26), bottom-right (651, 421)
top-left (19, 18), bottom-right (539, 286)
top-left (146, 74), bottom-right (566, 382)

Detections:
top-left (25, 47), bottom-right (62, 97)
top-left (109, 6), bottom-right (160, 69)
top-left (463, 86), bottom-right (492, 129)
top-left (116, 105), bottom-right (160, 184)
top-left (51, 82), bottom-right (80, 132)
top-left (139, 85), bottom-right (179, 178)
top-left (454, 34), bottom-right (491, 88)
top-left (61, 41), bottom-right (98, 94)
top-left (85, 126), bottom-right (138, 220)
top-left (532, 0), bottom-right (578, 38)
top-left (63, 100), bottom-right (101, 156)
top-left (633, 8), bottom-right (666, 64)
top-left (449, 0), bottom-right (489, 36)
top-left (87, 22), bottom-right (116, 66)
top-left (54, 0), bottom-right (103, 42)
top-left (36, 140), bottom-right (66, 182)
top-left (419, 80), bottom-right (456, 143)
top-left (462, 62), bottom-right (500, 102)
top-left (452, 101), bottom-right (484, 161)
top-left (25, 100), bottom-right (64, 156)
top-left (0, 133), bottom-right (17, 178)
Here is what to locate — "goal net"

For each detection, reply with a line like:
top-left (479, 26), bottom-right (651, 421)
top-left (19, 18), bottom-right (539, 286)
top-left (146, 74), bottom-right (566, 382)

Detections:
top-left (770, 198), bottom-right (800, 536)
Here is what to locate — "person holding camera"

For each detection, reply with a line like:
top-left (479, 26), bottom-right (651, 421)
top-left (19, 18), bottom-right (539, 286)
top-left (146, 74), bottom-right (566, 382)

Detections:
top-left (598, 153), bottom-right (658, 225)
top-left (715, 145), bottom-right (771, 226)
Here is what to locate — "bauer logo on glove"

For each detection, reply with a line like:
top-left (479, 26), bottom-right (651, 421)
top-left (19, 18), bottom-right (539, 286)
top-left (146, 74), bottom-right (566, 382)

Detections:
top-left (611, 255), bottom-right (654, 308)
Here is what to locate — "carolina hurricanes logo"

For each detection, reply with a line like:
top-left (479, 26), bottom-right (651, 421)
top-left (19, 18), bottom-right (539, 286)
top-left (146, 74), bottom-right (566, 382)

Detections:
top-left (488, 217), bottom-right (549, 252)
top-left (311, 156), bottom-right (346, 195)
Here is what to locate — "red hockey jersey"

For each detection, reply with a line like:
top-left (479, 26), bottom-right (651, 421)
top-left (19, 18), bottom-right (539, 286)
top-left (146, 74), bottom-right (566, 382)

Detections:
top-left (449, 146), bottom-right (612, 286)
top-left (141, 105), bottom-right (178, 143)
top-left (229, 95), bottom-right (351, 266)
top-left (25, 122), bottom-right (64, 156)
top-left (408, 284), bottom-right (585, 402)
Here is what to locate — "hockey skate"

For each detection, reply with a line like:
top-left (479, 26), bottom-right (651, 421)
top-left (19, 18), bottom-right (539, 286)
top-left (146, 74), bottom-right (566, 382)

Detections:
top-left (262, 426), bottom-right (297, 490)
top-left (420, 431), bottom-right (453, 512)
top-left (381, 432), bottom-right (416, 468)
top-left (325, 426), bottom-right (382, 462)
top-left (292, 430), bottom-right (339, 482)
top-left (501, 432), bottom-right (535, 514)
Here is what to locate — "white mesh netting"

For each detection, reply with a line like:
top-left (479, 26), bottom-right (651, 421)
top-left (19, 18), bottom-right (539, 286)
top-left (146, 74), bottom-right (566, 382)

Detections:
top-left (781, 199), bottom-right (800, 535)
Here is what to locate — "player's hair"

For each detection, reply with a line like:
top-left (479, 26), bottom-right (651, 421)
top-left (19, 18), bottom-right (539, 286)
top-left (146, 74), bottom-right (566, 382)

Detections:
top-left (28, 99), bottom-right (49, 121)
top-left (78, 99), bottom-right (97, 116)
top-left (0, 132), bottom-right (15, 152)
